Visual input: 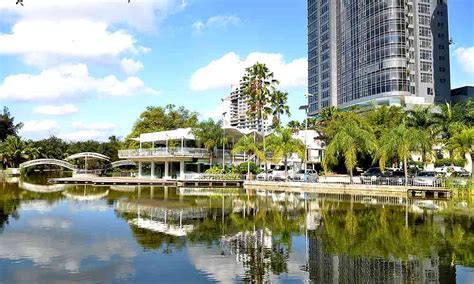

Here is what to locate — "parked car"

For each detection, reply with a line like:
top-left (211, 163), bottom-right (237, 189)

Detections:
top-left (360, 167), bottom-right (382, 184)
top-left (271, 167), bottom-right (295, 181)
top-left (256, 170), bottom-right (273, 181)
top-left (413, 171), bottom-right (441, 187)
top-left (377, 170), bottom-right (405, 185)
top-left (292, 169), bottom-right (319, 182)
top-left (448, 171), bottom-right (471, 188)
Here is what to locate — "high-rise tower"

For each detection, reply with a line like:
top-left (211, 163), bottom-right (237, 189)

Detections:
top-left (307, 0), bottom-right (451, 115)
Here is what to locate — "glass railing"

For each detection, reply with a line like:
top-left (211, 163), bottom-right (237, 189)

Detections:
top-left (118, 147), bottom-right (210, 158)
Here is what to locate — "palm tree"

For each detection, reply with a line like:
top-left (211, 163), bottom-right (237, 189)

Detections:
top-left (242, 63), bottom-right (279, 171)
top-left (287, 120), bottom-right (301, 133)
top-left (232, 135), bottom-right (260, 179)
top-left (323, 113), bottom-right (376, 183)
top-left (191, 119), bottom-right (224, 165)
top-left (0, 135), bottom-right (39, 168)
top-left (270, 90), bottom-right (290, 129)
top-left (447, 128), bottom-right (474, 178)
top-left (406, 105), bottom-right (438, 168)
top-left (266, 128), bottom-right (305, 180)
top-left (315, 106), bottom-right (339, 139)
top-left (376, 123), bottom-right (426, 184)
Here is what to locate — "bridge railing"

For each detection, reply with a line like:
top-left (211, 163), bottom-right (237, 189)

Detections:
top-left (19, 159), bottom-right (77, 170)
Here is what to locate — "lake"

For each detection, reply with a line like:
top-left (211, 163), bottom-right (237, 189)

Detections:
top-left (0, 175), bottom-right (473, 283)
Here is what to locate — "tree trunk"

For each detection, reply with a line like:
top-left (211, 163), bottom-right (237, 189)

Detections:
top-left (284, 155), bottom-right (288, 181)
top-left (470, 151), bottom-right (473, 180)
top-left (247, 155), bottom-right (251, 181)
top-left (349, 168), bottom-right (353, 184)
top-left (209, 154), bottom-right (213, 166)
top-left (404, 157), bottom-right (408, 186)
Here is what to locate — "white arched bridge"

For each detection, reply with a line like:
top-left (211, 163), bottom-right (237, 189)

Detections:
top-left (19, 159), bottom-right (77, 171)
top-left (19, 152), bottom-right (135, 172)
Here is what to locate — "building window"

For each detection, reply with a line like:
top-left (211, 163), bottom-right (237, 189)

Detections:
top-left (421, 73), bottom-right (433, 83)
top-left (427, 87), bottom-right (434, 95)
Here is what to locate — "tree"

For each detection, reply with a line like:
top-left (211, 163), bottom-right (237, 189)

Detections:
top-left (192, 119), bottom-right (224, 166)
top-left (0, 135), bottom-right (39, 168)
top-left (323, 112), bottom-right (377, 183)
top-left (406, 105), bottom-right (438, 168)
top-left (126, 105), bottom-right (199, 147)
top-left (364, 106), bottom-right (406, 139)
top-left (447, 128), bottom-right (474, 178)
top-left (0, 107), bottom-right (23, 142)
top-left (33, 136), bottom-right (69, 159)
top-left (266, 128), bottom-right (305, 180)
top-left (232, 135), bottom-right (260, 179)
top-left (287, 120), bottom-right (301, 132)
top-left (376, 123), bottom-right (427, 184)
top-left (243, 63), bottom-right (279, 128)
top-left (270, 90), bottom-right (290, 129)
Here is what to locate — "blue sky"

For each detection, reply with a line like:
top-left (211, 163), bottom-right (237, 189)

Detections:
top-left (0, 0), bottom-right (473, 141)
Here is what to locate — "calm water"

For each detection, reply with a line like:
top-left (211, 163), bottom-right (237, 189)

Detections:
top-left (0, 175), bottom-right (473, 283)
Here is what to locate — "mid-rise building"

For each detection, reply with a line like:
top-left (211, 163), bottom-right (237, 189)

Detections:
top-left (451, 86), bottom-right (474, 104)
top-left (307, 0), bottom-right (451, 115)
top-left (223, 86), bottom-right (272, 133)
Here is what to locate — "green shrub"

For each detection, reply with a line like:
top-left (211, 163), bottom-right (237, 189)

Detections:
top-left (434, 158), bottom-right (465, 167)
top-left (231, 162), bottom-right (261, 174)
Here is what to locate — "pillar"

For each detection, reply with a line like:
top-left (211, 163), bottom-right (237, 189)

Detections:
top-left (151, 161), bottom-right (155, 179)
top-left (138, 161), bottom-right (142, 177)
top-left (164, 186), bottom-right (168, 200)
top-left (197, 163), bottom-right (201, 173)
top-left (164, 161), bottom-right (169, 179)
top-left (179, 160), bottom-right (185, 179)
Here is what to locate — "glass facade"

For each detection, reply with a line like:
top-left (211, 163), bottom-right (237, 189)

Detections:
top-left (307, 0), bottom-right (451, 115)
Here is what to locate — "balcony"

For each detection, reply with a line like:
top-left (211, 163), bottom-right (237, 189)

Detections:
top-left (119, 147), bottom-right (210, 159)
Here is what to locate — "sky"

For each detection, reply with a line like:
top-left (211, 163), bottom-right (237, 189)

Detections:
top-left (0, 0), bottom-right (473, 142)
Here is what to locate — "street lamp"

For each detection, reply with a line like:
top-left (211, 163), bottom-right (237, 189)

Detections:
top-left (222, 111), bottom-right (227, 172)
top-left (299, 93), bottom-right (314, 182)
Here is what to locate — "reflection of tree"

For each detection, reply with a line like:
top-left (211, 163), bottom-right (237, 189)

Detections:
top-left (319, 203), bottom-right (474, 267)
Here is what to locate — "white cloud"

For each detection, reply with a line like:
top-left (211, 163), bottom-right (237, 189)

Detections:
top-left (72, 121), bottom-right (118, 131)
top-left (455, 46), bottom-right (474, 74)
top-left (0, 20), bottom-right (143, 67)
top-left (0, 64), bottom-right (159, 101)
top-left (121, 58), bottom-right (144, 74)
top-left (192, 15), bottom-right (240, 32)
top-left (190, 52), bottom-right (307, 91)
top-left (58, 121), bottom-right (119, 142)
top-left (33, 104), bottom-right (78, 116)
top-left (0, 0), bottom-right (186, 31)
top-left (20, 120), bottom-right (59, 133)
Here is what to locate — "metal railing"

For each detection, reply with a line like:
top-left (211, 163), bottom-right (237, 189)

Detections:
top-left (181, 173), bottom-right (245, 181)
top-left (118, 147), bottom-right (210, 159)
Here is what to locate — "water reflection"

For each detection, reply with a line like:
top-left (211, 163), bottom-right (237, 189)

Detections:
top-left (0, 176), bottom-right (473, 283)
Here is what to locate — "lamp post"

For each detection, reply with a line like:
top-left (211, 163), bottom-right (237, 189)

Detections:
top-left (299, 93), bottom-right (314, 182)
top-left (222, 111), bottom-right (227, 172)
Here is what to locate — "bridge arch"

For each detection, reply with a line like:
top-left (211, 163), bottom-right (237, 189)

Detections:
top-left (109, 160), bottom-right (136, 168)
top-left (19, 159), bottom-right (77, 171)
top-left (65, 152), bottom-right (110, 161)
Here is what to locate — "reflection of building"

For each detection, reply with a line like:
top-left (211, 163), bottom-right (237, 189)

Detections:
top-left (307, 0), bottom-right (451, 114)
top-left (308, 231), bottom-right (441, 283)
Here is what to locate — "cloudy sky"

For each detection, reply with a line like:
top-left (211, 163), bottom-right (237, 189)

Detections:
top-left (1, 0), bottom-right (473, 141)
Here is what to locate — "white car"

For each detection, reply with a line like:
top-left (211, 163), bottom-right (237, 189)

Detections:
top-left (256, 170), bottom-right (273, 181)
top-left (413, 171), bottom-right (441, 187)
top-left (292, 169), bottom-right (319, 182)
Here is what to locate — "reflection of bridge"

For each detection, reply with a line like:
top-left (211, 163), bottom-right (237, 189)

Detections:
top-left (19, 159), bottom-right (77, 171)
top-left (62, 190), bottom-right (109, 201)
top-left (129, 218), bottom-right (193, 237)
top-left (18, 180), bottom-right (66, 193)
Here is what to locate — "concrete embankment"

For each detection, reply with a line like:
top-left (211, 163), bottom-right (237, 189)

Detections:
top-left (244, 180), bottom-right (450, 198)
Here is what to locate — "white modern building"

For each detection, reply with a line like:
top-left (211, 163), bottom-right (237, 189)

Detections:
top-left (119, 128), bottom-right (210, 179)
